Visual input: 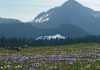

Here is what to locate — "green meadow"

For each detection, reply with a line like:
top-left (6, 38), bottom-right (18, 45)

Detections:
top-left (0, 43), bottom-right (100, 70)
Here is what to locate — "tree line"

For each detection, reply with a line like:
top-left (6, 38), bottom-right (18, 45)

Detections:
top-left (0, 35), bottom-right (100, 48)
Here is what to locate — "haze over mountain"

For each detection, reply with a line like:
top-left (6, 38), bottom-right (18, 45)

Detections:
top-left (1, 0), bottom-right (100, 38)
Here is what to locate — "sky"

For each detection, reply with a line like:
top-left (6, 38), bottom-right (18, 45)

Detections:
top-left (0, 0), bottom-right (100, 22)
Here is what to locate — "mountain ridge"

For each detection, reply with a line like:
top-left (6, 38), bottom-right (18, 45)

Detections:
top-left (0, 17), bottom-right (23, 24)
top-left (0, 0), bottom-right (99, 38)
top-left (31, 0), bottom-right (100, 35)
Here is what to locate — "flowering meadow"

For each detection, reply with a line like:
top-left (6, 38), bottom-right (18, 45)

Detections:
top-left (0, 43), bottom-right (100, 70)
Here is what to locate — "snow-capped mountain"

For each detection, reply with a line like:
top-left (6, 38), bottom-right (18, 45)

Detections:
top-left (35, 34), bottom-right (65, 40)
top-left (31, 0), bottom-right (100, 35)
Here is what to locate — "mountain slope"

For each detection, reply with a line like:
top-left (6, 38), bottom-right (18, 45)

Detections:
top-left (52, 24), bottom-right (90, 38)
top-left (33, 23), bottom-right (90, 38)
top-left (32, 0), bottom-right (100, 35)
top-left (0, 22), bottom-right (90, 38)
top-left (0, 23), bottom-right (39, 38)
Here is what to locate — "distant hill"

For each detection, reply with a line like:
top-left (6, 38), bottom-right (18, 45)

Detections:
top-left (0, 17), bottom-right (22, 24)
top-left (0, 23), bottom-right (39, 38)
top-left (0, 22), bottom-right (90, 38)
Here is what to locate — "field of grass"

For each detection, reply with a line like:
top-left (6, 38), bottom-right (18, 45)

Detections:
top-left (0, 43), bottom-right (100, 70)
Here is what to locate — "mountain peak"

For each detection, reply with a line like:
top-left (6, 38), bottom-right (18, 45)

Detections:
top-left (64, 0), bottom-right (76, 4)
top-left (68, 0), bottom-right (75, 2)
top-left (61, 0), bottom-right (83, 9)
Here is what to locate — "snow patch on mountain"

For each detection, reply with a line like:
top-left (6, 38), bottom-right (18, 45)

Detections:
top-left (35, 34), bottom-right (65, 40)
top-left (34, 14), bottom-right (49, 23)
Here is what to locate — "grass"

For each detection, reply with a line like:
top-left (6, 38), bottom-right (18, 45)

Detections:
top-left (0, 43), bottom-right (100, 70)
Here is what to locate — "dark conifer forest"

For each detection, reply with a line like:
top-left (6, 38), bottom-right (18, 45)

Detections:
top-left (0, 35), bottom-right (100, 48)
